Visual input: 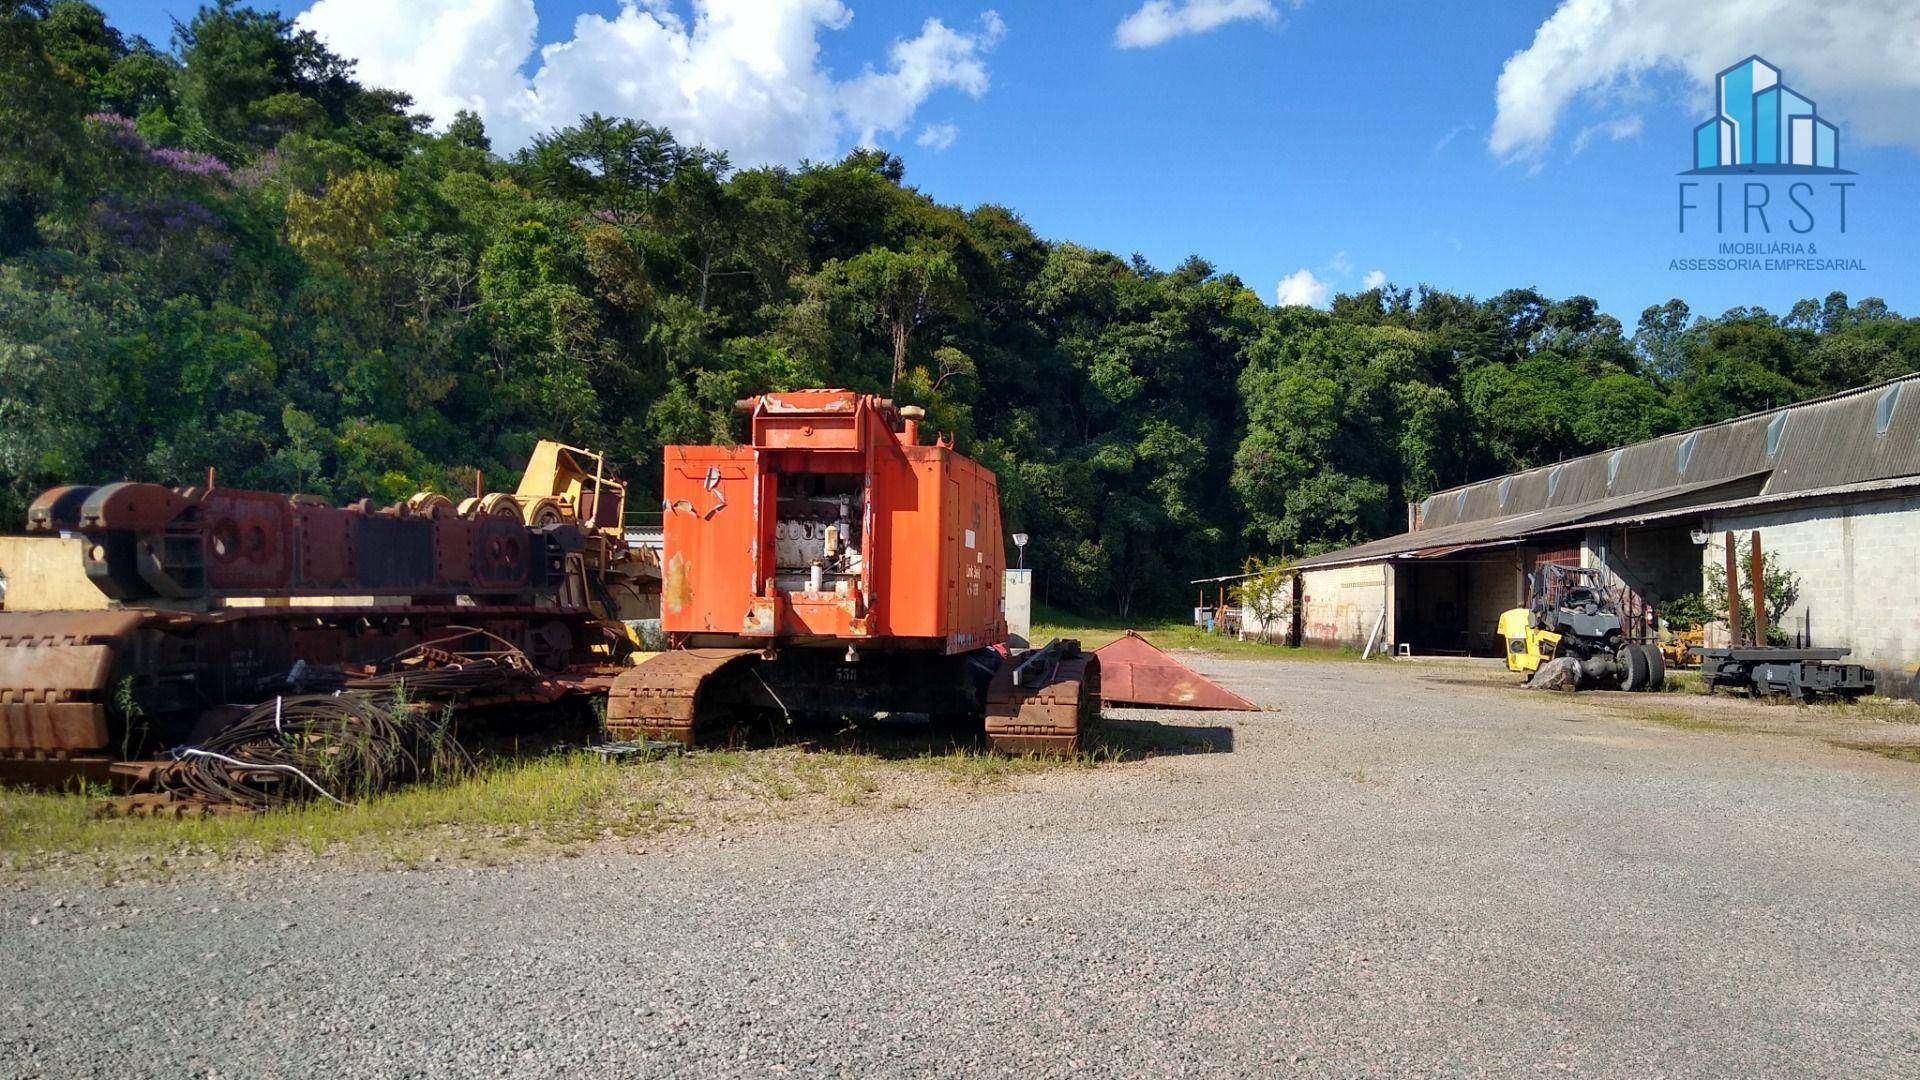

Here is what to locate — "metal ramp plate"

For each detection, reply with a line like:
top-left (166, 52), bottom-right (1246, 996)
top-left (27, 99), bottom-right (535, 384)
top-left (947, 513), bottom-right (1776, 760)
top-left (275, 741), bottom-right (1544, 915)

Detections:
top-left (1092, 630), bottom-right (1257, 711)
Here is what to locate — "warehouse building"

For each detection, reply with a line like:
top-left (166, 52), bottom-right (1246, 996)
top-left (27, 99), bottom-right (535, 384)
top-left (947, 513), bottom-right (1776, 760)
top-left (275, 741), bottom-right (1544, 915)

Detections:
top-left (1226, 373), bottom-right (1920, 693)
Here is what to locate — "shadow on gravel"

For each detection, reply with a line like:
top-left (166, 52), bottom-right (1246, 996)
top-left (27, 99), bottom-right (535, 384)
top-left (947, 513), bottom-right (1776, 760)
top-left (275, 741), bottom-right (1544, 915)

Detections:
top-left (1087, 717), bottom-right (1235, 759)
top-left (692, 713), bottom-right (1234, 763)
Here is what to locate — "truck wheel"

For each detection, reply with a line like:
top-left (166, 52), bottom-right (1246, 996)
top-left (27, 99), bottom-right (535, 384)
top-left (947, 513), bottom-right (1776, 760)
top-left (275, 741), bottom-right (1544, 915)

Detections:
top-left (1640, 643), bottom-right (1666, 691)
top-left (1620, 643), bottom-right (1650, 692)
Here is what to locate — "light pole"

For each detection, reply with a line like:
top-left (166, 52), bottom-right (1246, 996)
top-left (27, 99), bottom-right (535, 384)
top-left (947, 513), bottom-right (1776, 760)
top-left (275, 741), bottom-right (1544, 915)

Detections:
top-left (1011, 533), bottom-right (1028, 570)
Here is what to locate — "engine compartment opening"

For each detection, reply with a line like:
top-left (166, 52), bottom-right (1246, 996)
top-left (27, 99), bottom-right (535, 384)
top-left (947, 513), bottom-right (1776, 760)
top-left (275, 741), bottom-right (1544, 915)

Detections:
top-left (772, 473), bottom-right (865, 596)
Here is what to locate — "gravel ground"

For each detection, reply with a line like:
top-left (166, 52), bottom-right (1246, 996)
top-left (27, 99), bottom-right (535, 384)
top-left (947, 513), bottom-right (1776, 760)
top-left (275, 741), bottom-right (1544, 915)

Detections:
top-left (5, 657), bottom-right (1920, 1078)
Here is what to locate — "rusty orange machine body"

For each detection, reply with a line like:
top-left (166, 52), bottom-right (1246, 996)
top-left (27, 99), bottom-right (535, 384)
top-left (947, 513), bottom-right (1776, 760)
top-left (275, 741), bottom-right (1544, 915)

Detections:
top-left (658, 390), bottom-right (1005, 652)
top-left (611, 390), bottom-right (1099, 753)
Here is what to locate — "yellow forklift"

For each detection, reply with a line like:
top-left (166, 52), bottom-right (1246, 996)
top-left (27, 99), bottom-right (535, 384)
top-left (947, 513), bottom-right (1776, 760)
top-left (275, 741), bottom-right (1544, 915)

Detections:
top-left (1500, 565), bottom-right (1666, 691)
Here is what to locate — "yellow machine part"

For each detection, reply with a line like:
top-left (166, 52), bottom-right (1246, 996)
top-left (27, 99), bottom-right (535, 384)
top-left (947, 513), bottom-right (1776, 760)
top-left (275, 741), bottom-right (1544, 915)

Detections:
top-left (1498, 608), bottom-right (1560, 674)
top-left (1659, 625), bottom-right (1702, 669)
top-left (516, 440), bottom-right (627, 540)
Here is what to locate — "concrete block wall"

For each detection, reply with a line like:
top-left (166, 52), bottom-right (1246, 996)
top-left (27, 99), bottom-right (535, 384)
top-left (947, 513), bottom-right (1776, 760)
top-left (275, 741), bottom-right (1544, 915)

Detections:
top-left (1586, 524), bottom-right (1707, 617)
top-left (1709, 494), bottom-right (1920, 696)
top-left (1298, 563), bottom-right (1392, 651)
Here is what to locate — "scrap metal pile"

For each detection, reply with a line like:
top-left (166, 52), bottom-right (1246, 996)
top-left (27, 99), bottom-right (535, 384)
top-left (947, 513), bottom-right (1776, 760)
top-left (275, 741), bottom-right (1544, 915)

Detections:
top-left (136, 695), bottom-right (473, 815)
top-left (107, 630), bottom-right (544, 816)
top-left (1, 393), bottom-right (1261, 816)
top-left (0, 443), bottom-right (642, 804)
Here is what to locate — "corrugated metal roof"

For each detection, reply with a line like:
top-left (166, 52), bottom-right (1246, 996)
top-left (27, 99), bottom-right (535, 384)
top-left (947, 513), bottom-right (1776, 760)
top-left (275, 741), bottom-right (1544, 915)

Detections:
top-left (1415, 373), bottom-right (1920, 531)
top-left (1292, 373), bottom-right (1920, 572)
top-left (1576, 473), bottom-right (1920, 532)
top-left (1293, 471), bottom-right (1770, 570)
top-left (1767, 378), bottom-right (1920, 493)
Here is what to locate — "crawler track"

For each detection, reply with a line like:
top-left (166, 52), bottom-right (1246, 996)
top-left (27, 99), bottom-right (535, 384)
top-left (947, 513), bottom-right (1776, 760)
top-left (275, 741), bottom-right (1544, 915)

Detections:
top-left (984, 651), bottom-right (1101, 755)
top-left (0, 611), bottom-right (146, 760)
top-left (604, 648), bottom-right (760, 745)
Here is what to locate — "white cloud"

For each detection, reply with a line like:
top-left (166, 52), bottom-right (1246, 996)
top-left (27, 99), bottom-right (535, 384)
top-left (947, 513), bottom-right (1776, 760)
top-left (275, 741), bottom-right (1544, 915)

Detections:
top-left (1361, 269), bottom-right (1386, 290)
top-left (840, 12), bottom-right (1003, 146)
top-left (916, 122), bottom-right (959, 150)
top-left (1571, 114), bottom-right (1643, 155)
top-left (1431, 122), bottom-right (1473, 156)
top-left (1275, 268), bottom-right (1331, 308)
top-left (297, 0), bottom-right (537, 133)
top-left (295, 0), bottom-right (1006, 163)
top-left (1114, 0), bottom-right (1285, 49)
top-left (1491, 0), bottom-right (1920, 166)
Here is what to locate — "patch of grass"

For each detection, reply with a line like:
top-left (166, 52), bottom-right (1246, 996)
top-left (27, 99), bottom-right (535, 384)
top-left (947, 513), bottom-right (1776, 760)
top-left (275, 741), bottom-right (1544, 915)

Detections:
top-left (906, 747), bottom-right (1056, 786)
top-left (1030, 603), bottom-right (1371, 660)
top-left (1831, 740), bottom-right (1920, 763)
top-left (1635, 709), bottom-right (1746, 734)
top-left (1819, 696), bottom-right (1920, 724)
top-left (1656, 669), bottom-right (1708, 695)
top-left (1, 735), bottom-right (1115, 876)
top-left (0, 752), bottom-right (656, 872)
top-left (1650, 667), bottom-right (1920, 726)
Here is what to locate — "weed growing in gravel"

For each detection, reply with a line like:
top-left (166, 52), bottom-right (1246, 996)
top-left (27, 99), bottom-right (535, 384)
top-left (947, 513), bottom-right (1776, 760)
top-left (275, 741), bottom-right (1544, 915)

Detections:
top-left (1817, 696), bottom-right (1920, 724)
top-left (0, 752), bottom-right (650, 872)
top-left (1636, 710), bottom-right (1747, 734)
top-left (1831, 740), bottom-right (1920, 763)
top-left (0, 737), bottom-right (1111, 876)
top-left (906, 749), bottom-right (1060, 786)
top-left (1656, 670), bottom-right (1706, 694)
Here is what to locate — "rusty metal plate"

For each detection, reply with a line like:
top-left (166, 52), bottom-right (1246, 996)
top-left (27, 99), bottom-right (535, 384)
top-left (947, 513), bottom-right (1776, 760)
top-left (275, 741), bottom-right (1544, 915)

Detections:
top-left (0, 609), bottom-right (146, 645)
top-left (0, 641), bottom-right (116, 693)
top-left (0, 702), bottom-right (109, 753)
top-left (432, 517), bottom-right (476, 586)
top-left (470, 518), bottom-right (534, 589)
top-left (200, 488), bottom-right (294, 590)
top-left (294, 504), bottom-right (354, 587)
top-left (1092, 631), bottom-right (1257, 711)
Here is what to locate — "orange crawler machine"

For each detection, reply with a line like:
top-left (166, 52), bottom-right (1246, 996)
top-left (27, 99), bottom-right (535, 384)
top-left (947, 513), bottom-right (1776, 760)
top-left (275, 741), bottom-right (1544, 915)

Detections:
top-left (607, 390), bottom-right (1099, 753)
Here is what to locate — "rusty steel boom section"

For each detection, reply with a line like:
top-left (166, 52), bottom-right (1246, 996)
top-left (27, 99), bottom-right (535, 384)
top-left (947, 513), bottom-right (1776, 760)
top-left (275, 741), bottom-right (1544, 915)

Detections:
top-left (1, 451), bottom-right (636, 782)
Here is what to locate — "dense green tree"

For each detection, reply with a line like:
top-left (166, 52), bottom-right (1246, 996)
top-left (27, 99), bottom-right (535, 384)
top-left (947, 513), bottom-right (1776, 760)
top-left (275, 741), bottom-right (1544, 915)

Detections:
top-left (5, 2), bottom-right (1920, 614)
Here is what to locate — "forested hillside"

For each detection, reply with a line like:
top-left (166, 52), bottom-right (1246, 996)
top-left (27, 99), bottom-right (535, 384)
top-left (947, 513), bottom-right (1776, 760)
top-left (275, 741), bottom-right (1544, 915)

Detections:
top-left (5, 2), bottom-right (1920, 614)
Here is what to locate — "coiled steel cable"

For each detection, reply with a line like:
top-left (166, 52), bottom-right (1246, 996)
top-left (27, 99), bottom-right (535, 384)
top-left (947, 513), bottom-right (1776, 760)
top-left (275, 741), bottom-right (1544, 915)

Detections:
top-left (162, 694), bottom-right (474, 809)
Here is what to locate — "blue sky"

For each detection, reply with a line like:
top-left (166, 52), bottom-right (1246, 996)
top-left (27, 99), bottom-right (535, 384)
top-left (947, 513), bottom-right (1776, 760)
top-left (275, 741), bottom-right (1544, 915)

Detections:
top-left (99, 0), bottom-right (1920, 327)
